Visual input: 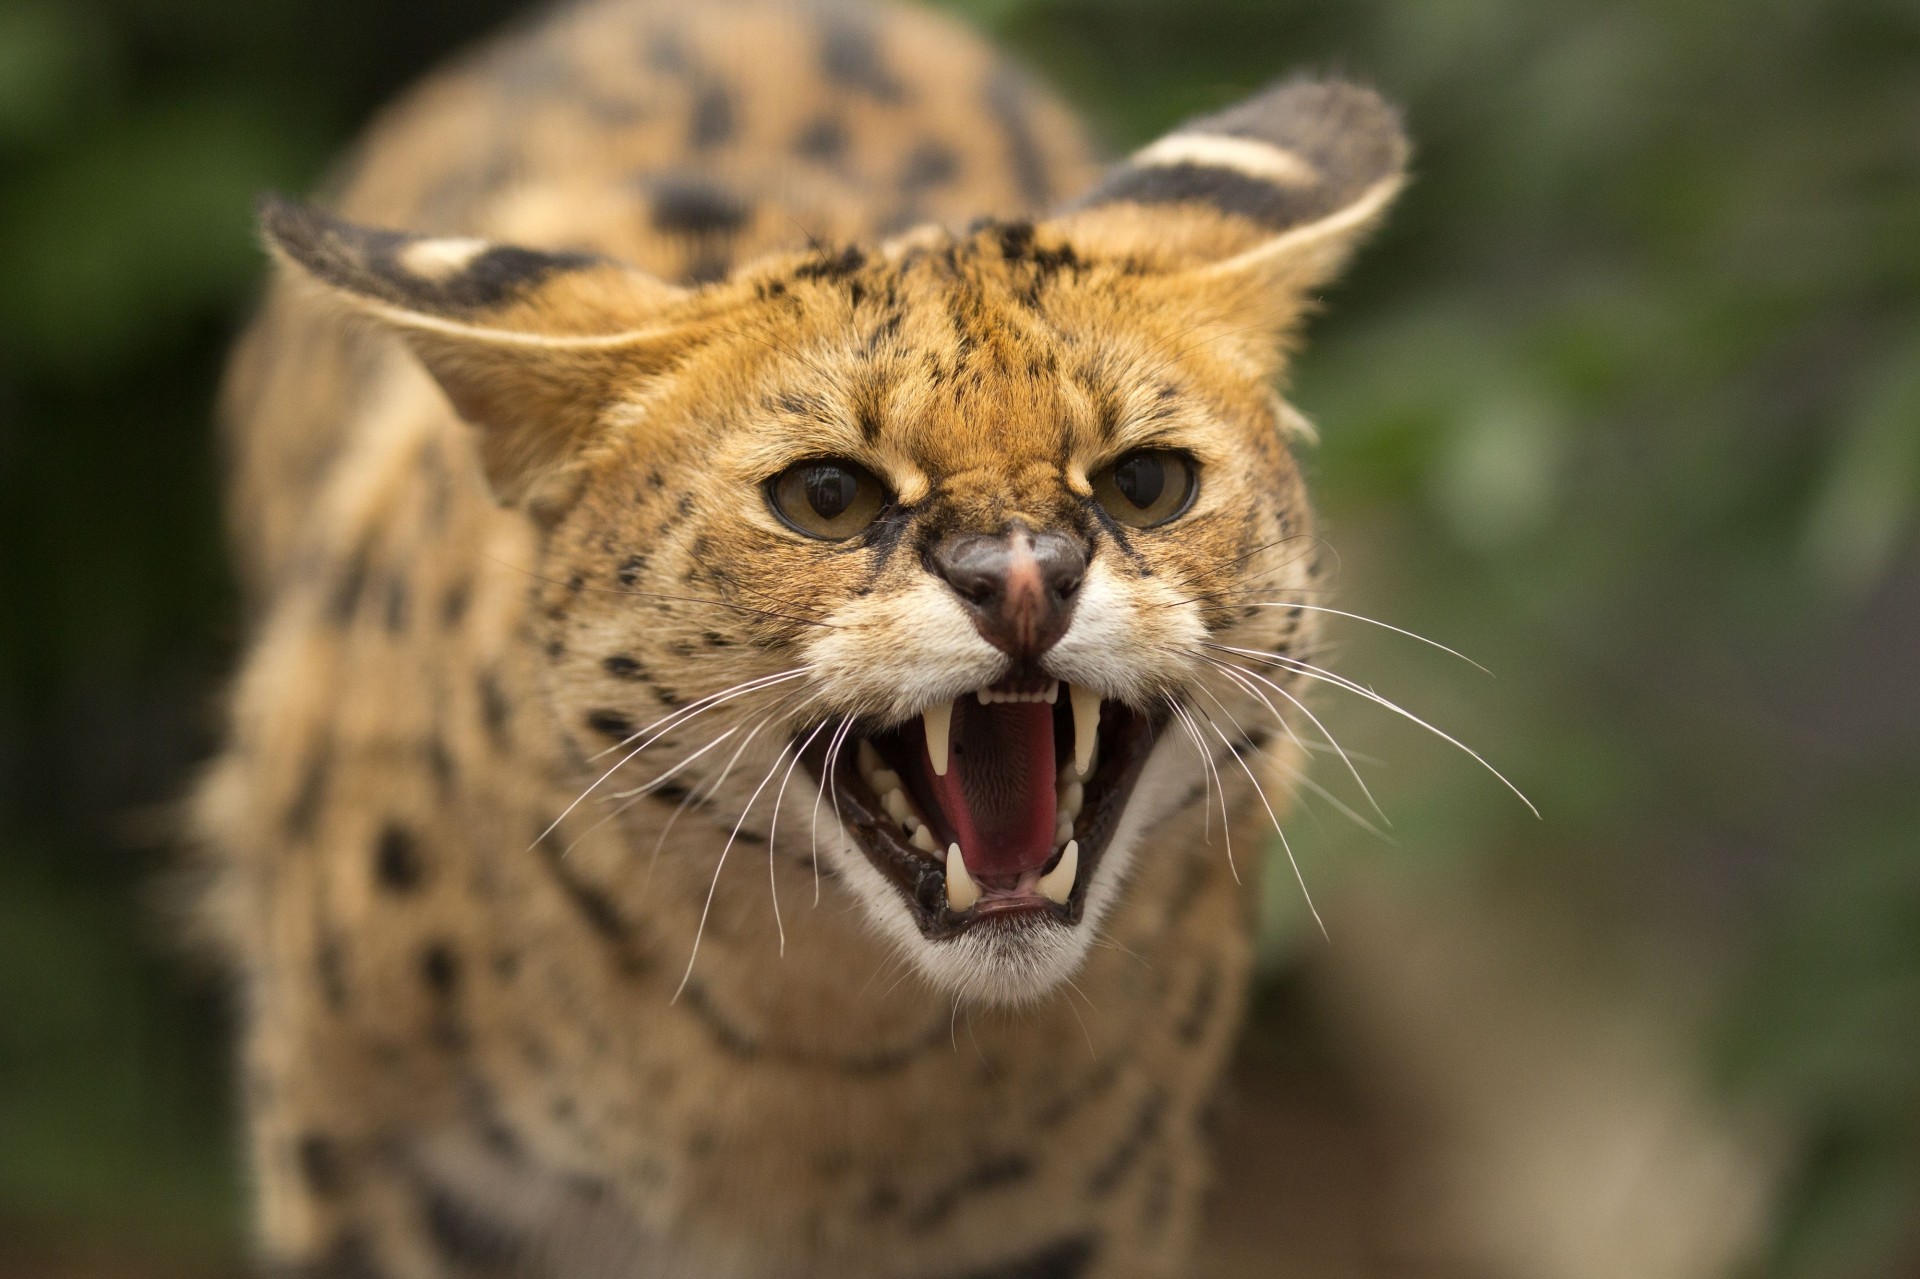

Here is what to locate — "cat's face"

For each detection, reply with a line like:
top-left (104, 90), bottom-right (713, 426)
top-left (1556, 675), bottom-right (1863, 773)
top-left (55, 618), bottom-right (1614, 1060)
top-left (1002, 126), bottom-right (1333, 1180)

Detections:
top-left (262, 78), bottom-right (1404, 1003)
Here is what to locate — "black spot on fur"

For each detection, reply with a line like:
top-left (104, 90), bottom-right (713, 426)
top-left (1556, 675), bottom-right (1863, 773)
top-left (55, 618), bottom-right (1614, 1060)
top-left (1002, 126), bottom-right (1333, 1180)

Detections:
top-left (603, 653), bottom-right (647, 680)
top-left (617, 553), bottom-right (648, 586)
top-left (420, 942), bottom-right (461, 997)
top-left (688, 83), bottom-right (736, 149)
top-left (440, 580), bottom-right (470, 627)
top-left (794, 115), bottom-right (849, 162)
top-left (1085, 1089), bottom-right (1167, 1198)
top-left (374, 822), bottom-right (424, 892)
top-left (1176, 965), bottom-right (1220, 1044)
top-left (909, 1153), bottom-right (1035, 1229)
top-left (586, 708), bottom-right (634, 741)
top-left (647, 174), bottom-right (750, 237)
top-left (296, 1134), bottom-right (345, 1198)
top-left (478, 670), bottom-right (511, 745)
top-left (381, 576), bottom-right (409, 633)
top-left (820, 10), bottom-right (906, 102)
top-left (285, 742), bottom-right (332, 838)
top-left (420, 1179), bottom-right (524, 1270)
top-left (328, 546), bottom-right (371, 624)
top-left (530, 832), bottom-right (652, 975)
top-left (900, 139), bottom-right (960, 191)
top-left (796, 244), bottom-right (866, 281)
top-left (938, 1238), bottom-right (1097, 1279)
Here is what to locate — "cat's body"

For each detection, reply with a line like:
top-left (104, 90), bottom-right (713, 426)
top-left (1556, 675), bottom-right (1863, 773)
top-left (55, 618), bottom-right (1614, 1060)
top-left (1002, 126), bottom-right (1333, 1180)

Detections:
top-left (197, 1), bottom-right (1406, 1274)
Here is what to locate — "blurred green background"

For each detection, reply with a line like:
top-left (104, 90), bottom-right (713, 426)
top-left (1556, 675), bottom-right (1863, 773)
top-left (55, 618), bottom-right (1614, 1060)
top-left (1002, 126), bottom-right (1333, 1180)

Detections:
top-left (1, 0), bottom-right (1915, 1274)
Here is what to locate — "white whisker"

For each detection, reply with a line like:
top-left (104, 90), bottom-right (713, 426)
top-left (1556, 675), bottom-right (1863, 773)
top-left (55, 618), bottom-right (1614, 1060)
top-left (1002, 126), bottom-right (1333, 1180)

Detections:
top-left (1210, 644), bottom-right (1540, 818)
top-left (1232, 602), bottom-right (1490, 673)
top-left (1200, 653), bottom-right (1388, 825)
top-left (1188, 695), bottom-right (1326, 940)
top-left (532, 667), bottom-right (809, 850)
top-left (766, 720), bottom-right (833, 956)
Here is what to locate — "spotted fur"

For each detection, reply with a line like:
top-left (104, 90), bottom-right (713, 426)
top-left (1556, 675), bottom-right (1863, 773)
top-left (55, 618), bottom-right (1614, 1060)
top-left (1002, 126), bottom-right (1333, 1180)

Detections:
top-left (198, 1), bottom-right (1406, 1275)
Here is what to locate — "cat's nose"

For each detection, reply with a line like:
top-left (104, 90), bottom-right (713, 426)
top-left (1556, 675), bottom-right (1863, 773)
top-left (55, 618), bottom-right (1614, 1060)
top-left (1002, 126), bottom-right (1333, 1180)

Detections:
top-left (930, 524), bottom-right (1087, 661)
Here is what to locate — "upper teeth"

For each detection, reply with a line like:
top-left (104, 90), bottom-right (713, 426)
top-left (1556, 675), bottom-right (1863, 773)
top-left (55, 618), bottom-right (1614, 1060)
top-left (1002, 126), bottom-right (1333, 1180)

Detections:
top-left (977, 681), bottom-right (1060, 704)
top-left (922, 700), bottom-right (953, 776)
top-left (1069, 683), bottom-right (1101, 777)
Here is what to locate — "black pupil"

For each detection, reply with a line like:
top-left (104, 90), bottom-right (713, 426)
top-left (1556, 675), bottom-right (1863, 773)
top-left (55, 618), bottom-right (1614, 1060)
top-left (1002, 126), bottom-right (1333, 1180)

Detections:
top-left (803, 465), bottom-right (857, 519)
top-left (1113, 454), bottom-right (1166, 509)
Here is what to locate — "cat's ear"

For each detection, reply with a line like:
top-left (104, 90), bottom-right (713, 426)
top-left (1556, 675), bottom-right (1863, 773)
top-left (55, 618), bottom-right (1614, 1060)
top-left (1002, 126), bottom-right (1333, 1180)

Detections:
top-left (1046, 78), bottom-right (1408, 372)
top-left (257, 196), bottom-right (692, 508)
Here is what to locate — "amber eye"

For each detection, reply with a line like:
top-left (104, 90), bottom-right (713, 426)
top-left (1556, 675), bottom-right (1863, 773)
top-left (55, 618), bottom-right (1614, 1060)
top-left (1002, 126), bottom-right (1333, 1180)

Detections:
top-left (1090, 449), bottom-right (1199, 528)
top-left (767, 458), bottom-right (888, 540)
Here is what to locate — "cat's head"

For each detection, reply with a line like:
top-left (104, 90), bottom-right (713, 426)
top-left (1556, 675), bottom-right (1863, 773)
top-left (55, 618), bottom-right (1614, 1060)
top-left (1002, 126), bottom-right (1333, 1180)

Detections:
top-left (263, 78), bottom-right (1407, 1005)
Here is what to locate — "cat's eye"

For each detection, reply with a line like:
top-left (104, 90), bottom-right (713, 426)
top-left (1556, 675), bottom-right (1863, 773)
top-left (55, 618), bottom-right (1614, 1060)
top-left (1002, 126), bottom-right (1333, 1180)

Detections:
top-left (1090, 449), bottom-right (1199, 528)
top-left (767, 458), bottom-right (889, 540)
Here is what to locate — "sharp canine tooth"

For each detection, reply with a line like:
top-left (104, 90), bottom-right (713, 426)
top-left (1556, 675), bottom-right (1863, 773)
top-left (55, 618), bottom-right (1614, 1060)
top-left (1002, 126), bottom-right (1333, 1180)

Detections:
top-left (911, 825), bottom-right (938, 852)
top-left (1069, 684), bottom-right (1101, 776)
top-left (857, 739), bottom-right (883, 779)
top-left (1045, 681), bottom-right (1059, 704)
top-left (924, 701), bottom-right (953, 776)
top-left (945, 843), bottom-right (979, 911)
top-left (1038, 840), bottom-right (1078, 905)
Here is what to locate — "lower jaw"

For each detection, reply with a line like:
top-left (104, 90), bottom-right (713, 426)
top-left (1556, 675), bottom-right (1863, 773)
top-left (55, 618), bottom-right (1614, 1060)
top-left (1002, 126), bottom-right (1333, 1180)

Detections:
top-left (796, 698), bottom-right (1161, 943)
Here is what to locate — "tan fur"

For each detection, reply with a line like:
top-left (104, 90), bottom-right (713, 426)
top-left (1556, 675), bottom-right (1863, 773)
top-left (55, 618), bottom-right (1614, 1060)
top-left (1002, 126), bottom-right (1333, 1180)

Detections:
top-left (199, 2), bottom-right (1405, 1274)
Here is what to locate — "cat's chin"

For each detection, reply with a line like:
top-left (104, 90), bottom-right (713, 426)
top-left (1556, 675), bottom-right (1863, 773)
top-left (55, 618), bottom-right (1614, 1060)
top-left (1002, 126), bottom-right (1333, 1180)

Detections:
top-left (796, 678), bottom-right (1162, 1000)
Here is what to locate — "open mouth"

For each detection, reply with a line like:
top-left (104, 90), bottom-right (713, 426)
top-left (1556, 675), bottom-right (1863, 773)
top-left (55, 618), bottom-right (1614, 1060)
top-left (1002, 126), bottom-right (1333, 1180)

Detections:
top-left (799, 680), bottom-right (1160, 940)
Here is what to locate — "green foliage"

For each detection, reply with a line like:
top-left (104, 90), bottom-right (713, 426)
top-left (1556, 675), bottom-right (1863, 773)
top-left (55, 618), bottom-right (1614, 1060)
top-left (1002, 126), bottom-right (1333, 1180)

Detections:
top-left (1, 0), bottom-right (1914, 1272)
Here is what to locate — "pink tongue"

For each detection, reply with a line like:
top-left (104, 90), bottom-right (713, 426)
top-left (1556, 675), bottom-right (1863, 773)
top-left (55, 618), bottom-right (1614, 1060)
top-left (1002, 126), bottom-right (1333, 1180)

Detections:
top-left (926, 699), bottom-right (1058, 879)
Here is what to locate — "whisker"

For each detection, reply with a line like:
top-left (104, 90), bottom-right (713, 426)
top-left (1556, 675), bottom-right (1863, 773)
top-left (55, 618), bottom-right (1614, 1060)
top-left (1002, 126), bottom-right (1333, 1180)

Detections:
top-left (766, 719), bottom-right (834, 956)
top-left (811, 717), bottom-right (855, 907)
top-left (1200, 653), bottom-right (1389, 825)
top-left (1193, 660), bottom-right (1386, 839)
top-left (1059, 977), bottom-right (1101, 1061)
top-left (1169, 699), bottom-right (1237, 883)
top-left (1163, 695), bottom-right (1214, 844)
top-left (589, 667), bottom-right (809, 763)
top-left (672, 730), bottom-right (801, 1004)
top-left (1187, 694), bottom-right (1326, 940)
top-left (1226, 602), bottom-right (1490, 673)
top-left (1210, 644), bottom-right (1540, 818)
top-left (531, 668), bottom-right (808, 852)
